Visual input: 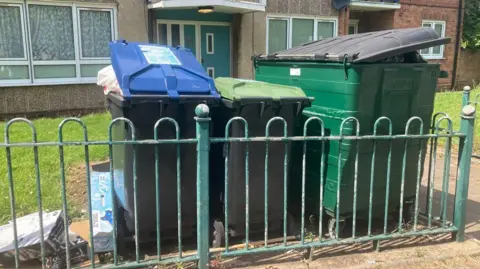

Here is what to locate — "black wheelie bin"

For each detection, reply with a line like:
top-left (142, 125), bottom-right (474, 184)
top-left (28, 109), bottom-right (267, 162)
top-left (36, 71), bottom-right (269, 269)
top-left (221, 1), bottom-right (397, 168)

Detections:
top-left (210, 78), bottom-right (312, 246)
top-left (107, 41), bottom-right (220, 243)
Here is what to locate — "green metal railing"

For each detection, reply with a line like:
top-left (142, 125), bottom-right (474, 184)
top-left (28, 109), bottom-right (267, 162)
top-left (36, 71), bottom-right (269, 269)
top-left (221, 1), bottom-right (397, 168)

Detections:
top-left (464, 86), bottom-right (480, 158)
top-left (0, 93), bottom-right (476, 269)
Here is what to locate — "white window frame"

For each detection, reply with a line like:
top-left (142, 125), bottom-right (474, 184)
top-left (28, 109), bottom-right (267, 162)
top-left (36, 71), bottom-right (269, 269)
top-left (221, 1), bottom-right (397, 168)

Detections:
top-left (0, 0), bottom-right (117, 87)
top-left (207, 67), bottom-right (215, 78)
top-left (348, 19), bottom-right (359, 35)
top-left (421, 20), bottom-right (446, 60)
top-left (77, 7), bottom-right (116, 60)
top-left (0, 2), bottom-right (31, 85)
top-left (206, 33), bottom-right (214, 54)
top-left (156, 22), bottom-right (188, 47)
top-left (266, 15), bottom-right (338, 54)
top-left (155, 20), bottom-right (234, 75)
top-left (316, 18), bottom-right (337, 40)
top-left (266, 17), bottom-right (290, 53)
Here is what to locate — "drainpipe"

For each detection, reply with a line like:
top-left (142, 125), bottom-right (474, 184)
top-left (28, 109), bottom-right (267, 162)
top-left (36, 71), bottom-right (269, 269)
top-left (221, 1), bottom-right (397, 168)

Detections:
top-left (452, 0), bottom-right (463, 90)
top-left (252, 11), bottom-right (255, 78)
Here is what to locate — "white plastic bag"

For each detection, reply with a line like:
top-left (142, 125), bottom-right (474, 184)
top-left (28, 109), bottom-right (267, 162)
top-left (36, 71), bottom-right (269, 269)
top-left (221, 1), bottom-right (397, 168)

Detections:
top-left (97, 65), bottom-right (122, 96)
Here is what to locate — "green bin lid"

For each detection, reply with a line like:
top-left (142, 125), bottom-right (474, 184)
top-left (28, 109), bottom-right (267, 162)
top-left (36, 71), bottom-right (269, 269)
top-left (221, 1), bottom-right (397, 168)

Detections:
top-left (214, 77), bottom-right (308, 103)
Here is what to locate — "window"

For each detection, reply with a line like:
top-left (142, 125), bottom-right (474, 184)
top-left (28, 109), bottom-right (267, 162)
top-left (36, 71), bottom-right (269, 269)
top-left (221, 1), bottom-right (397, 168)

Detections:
top-left (267, 18), bottom-right (288, 54)
top-left (267, 16), bottom-right (337, 54)
top-left (318, 20), bottom-right (335, 39)
top-left (348, 20), bottom-right (359, 35)
top-left (421, 20), bottom-right (445, 59)
top-left (207, 67), bottom-right (214, 78)
top-left (0, 3), bottom-right (29, 83)
top-left (206, 33), bottom-right (214, 54)
top-left (0, 2), bottom-right (117, 86)
top-left (292, 19), bottom-right (314, 47)
top-left (171, 24), bottom-right (181, 47)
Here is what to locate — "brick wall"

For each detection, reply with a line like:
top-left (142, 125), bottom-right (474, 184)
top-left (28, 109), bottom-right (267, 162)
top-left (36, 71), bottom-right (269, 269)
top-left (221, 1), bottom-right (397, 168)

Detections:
top-left (393, 0), bottom-right (460, 89)
top-left (351, 10), bottom-right (395, 33)
top-left (338, 7), bottom-right (349, 36)
top-left (456, 49), bottom-right (480, 88)
top-left (398, 0), bottom-right (459, 8)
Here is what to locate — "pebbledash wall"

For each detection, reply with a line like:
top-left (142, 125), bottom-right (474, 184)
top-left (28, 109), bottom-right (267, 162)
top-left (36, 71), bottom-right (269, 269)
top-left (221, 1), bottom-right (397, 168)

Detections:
top-left (0, 0), bottom-right (148, 118)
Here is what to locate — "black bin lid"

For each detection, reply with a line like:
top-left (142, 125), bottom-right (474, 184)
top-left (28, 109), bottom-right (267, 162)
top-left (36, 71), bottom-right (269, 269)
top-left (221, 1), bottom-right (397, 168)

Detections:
top-left (258, 27), bottom-right (450, 63)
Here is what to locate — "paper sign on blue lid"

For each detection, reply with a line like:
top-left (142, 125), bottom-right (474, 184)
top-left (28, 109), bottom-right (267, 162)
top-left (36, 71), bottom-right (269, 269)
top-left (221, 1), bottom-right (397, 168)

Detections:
top-left (139, 45), bottom-right (182, 65)
top-left (109, 40), bottom-right (219, 100)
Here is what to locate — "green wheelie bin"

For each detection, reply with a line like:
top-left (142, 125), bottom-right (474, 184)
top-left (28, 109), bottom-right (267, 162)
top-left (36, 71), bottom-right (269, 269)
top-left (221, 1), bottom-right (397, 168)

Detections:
top-left (253, 27), bottom-right (450, 236)
top-left (210, 78), bottom-right (312, 246)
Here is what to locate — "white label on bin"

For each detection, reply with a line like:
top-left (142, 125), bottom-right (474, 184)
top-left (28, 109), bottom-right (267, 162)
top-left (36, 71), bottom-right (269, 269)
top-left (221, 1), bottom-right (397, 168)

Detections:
top-left (290, 68), bottom-right (301, 76)
top-left (139, 45), bottom-right (181, 65)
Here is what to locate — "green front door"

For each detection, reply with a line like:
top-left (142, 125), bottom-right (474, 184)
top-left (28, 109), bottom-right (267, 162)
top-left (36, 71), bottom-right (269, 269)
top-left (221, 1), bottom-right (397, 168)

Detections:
top-left (200, 25), bottom-right (230, 78)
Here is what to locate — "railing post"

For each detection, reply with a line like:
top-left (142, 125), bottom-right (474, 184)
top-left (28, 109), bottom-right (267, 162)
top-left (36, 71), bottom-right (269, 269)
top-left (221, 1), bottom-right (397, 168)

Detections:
top-left (462, 85), bottom-right (472, 107)
top-left (195, 104), bottom-right (211, 269)
top-left (454, 103), bottom-right (476, 242)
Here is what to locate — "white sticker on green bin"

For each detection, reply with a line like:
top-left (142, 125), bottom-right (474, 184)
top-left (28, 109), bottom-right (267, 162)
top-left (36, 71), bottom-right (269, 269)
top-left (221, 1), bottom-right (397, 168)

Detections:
top-left (139, 45), bottom-right (181, 65)
top-left (290, 68), bottom-right (301, 76)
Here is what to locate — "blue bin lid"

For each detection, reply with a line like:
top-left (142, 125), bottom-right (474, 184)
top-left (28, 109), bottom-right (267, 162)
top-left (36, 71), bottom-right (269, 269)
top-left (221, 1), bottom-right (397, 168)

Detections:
top-left (109, 40), bottom-right (219, 100)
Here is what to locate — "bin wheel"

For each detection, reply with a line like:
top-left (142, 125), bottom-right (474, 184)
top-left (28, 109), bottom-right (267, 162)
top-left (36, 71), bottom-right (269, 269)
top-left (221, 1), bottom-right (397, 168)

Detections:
top-left (395, 201), bottom-right (416, 225)
top-left (213, 220), bottom-right (225, 248)
top-left (328, 217), bottom-right (345, 239)
top-left (98, 253), bottom-right (108, 264)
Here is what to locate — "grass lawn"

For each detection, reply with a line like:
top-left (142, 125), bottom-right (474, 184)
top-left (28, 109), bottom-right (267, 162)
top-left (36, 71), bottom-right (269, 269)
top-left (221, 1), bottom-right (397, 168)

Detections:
top-left (433, 88), bottom-right (480, 153)
top-left (0, 88), bottom-right (479, 224)
top-left (0, 113), bottom-right (111, 224)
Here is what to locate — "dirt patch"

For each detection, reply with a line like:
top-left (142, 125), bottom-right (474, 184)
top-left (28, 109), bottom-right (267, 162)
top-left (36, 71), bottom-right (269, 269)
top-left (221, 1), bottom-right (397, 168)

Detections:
top-left (212, 237), bottom-right (480, 269)
top-left (382, 253), bottom-right (480, 269)
top-left (67, 163), bottom-right (88, 212)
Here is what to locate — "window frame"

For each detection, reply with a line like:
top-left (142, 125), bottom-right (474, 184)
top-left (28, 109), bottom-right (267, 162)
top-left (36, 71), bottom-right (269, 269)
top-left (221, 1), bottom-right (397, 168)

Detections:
top-left (77, 7), bottom-right (116, 60)
top-left (0, 0), bottom-right (117, 87)
top-left (206, 33), bottom-right (214, 54)
top-left (420, 20), bottom-right (446, 60)
top-left (157, 22), bottom-right (188, 48)
top-left (207, 67), bottom-right (215, 78)
top-left (266, 15), bottom-right (338, 54)
top-left (316, 18), bottom-right (337, 40)
top-left (348, 19), bottom-right (359, 35)
top-left (0, 2), bottom-right (31, 85)
top-left (0, 2), bottom-right (28, 61)
top-left (266, 17), bottom-right (290, 54)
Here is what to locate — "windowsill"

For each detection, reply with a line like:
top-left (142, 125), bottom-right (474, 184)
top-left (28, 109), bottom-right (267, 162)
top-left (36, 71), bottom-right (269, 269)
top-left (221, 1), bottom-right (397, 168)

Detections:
top-left (422, 56), bottom-right (445, 60)
top-left (0, 78), bottom-right (97, 88)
